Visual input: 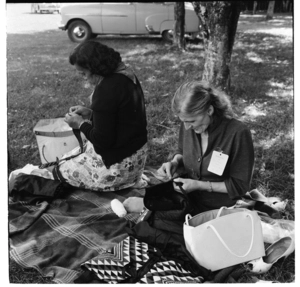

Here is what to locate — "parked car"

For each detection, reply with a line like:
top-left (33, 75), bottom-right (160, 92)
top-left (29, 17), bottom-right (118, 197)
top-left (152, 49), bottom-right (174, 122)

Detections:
top-left (31, 3), bottom-right (60, 14)
top-left (58, 2), bottom-right (200, 43)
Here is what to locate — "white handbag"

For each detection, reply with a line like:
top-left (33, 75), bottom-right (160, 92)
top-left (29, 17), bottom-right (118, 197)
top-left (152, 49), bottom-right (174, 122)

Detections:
top-left (183, 207), bottom-right (265, 271)
top-left (34, 118), bottom-right (86, 164)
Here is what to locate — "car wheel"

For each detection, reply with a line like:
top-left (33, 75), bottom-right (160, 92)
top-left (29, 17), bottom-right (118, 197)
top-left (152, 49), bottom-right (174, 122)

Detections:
top-left (162, 30), bottom-right (173, 42)
top-left (68, 20), bottom-right (92, 43)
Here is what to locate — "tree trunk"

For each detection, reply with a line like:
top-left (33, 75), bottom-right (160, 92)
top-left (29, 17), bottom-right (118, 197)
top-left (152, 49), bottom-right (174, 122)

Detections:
top-left (282, 0), bottom-right (289, 12)
top-left (173, 2), bottom-right (186, 50)
top-left (253, 1), bottom-right (258, 14)
top-left (191, 1), bottom-right (242, 93)
top-left (266, 1), bottom-right (275, 20)
top-left (289, 1), bottom-right (293, 12)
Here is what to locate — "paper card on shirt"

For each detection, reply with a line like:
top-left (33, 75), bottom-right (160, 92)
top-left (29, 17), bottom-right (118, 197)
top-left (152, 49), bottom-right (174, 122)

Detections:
top-left (207, 151), bottom-right (229, 176)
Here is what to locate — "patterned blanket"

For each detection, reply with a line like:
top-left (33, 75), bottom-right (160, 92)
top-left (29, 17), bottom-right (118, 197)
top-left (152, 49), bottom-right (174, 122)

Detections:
top-left (11, 168), bottom-right (287, 283)
top-left (9, 182), bottom-right (146, 283)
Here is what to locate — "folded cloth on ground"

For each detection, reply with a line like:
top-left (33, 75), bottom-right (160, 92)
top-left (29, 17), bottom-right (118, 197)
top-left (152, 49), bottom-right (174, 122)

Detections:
top-left (125, 219), bottom-right (212, 280)
top-left (9, 164), bottom-right (54, 192)
top-left (78, 236), bottom-right (204, 284)
top-left (9, 174), bottom-right (145, 283)
top-left (9, 169), bottom-right (292, 283)
top-left (9, 173), bottom-right (72, 201)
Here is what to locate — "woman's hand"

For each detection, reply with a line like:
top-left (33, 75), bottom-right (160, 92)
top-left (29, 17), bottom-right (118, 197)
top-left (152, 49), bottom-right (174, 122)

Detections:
top-left (64, 112), bottom-right (84, 129)
top-left (123, 197), bottom-right (144, 213)
top-left (173, 178), bottom-right (200, 194)
top-left (157, 161), bottom-right (179, 179)
top-left (69, 105), bottom-right (92, 120)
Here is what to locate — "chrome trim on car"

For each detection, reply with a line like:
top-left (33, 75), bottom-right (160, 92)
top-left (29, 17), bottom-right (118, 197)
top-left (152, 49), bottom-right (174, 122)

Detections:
top-left (101, 15), bottom-right (128, 17)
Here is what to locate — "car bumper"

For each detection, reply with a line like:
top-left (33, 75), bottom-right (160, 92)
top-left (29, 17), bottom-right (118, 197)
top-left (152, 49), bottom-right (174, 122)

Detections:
top-left (40, 7), bottom-right (59, 11)
top-left (58, 22), bottom-right (66, 30)
top-left (145, 25), bottom-right (155, 32)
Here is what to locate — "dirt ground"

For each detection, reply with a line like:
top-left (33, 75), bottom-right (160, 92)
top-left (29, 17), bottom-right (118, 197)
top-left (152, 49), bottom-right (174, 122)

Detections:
top-left (6, 3), bottom-right (61, 34)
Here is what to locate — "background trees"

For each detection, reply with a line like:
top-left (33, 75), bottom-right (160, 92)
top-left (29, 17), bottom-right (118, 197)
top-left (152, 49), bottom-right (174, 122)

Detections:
top-left (172, 1), bottom-right (293, 92)
top-left (173, 2), bottom-right (186, 50)
top-left (266, 1), bottom-right (276, 19)
top-left (192, 1), bottom-right (243, 92)
top-left (243, 0), bottom-right (293, 13)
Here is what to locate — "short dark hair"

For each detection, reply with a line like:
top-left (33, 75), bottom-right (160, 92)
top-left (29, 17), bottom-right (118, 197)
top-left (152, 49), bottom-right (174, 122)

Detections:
top-left (69, 40), bottom-right (122, 76)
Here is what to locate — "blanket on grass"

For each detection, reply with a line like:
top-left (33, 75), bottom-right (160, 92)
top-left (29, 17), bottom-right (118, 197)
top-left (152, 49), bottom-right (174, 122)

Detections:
top-left (9, 168), bottom-right (290, 284)
top-left (9, 176), bottom-right (146, 283)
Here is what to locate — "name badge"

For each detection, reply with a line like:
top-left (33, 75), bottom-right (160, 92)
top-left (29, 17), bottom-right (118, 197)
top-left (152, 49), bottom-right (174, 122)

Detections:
top-left (207, 150), bottom-right (229, 176)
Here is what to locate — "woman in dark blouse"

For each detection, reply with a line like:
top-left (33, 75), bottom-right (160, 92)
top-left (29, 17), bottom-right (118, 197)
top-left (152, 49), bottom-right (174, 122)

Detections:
top-left (124, 81), bottom-right (254, 214)
top-left (60, 40), bottom-right (148, 192)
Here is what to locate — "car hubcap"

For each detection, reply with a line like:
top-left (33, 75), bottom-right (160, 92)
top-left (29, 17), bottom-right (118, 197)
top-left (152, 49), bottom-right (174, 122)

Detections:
top-left (167, 30), bottom-right (173, 39)
top-left (74, 27), bottom-right (85, 38)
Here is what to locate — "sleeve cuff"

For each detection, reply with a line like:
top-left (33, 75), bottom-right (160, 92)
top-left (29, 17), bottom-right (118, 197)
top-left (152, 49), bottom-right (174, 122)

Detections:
top-left (79, 119), bottom-right (92, 129)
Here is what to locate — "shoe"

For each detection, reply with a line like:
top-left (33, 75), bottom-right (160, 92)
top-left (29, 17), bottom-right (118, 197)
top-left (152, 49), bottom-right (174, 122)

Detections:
top-left (246, 236), bottom-right (294, 274)
top-left (245, 189), bottom-right (269, 202)
top-left (245, 189), bottom-right (288, 212)
top-left (254, 201), bottom-right (282, 219)
top-left (267, 197), bottom-right (288, 212)
top-left (233, 199), bottom-right (256, 209)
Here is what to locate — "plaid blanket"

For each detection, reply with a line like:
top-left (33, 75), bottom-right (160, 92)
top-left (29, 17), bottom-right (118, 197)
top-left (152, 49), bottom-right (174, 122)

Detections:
top-left (9, 180), bottom-right (146, 283)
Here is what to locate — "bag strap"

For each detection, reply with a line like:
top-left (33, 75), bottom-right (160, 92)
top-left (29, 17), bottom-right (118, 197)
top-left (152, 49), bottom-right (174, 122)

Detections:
top-left (207, 213), bottom-right (255, 258)
top-left (185, 206), bottom-right (234, 226)
top-left (38, 129), bottom-right (84, 169)
top-left (73, 128), bottom-right (84, 153)
top-left (185, 214), bottom-right (192, 226)
top-left (216, 206), bottom-right (228, 218)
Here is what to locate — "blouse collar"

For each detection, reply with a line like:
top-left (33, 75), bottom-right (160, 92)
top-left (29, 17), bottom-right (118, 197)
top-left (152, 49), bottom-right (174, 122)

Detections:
top-left (113, 62), bottom-right (137, 84)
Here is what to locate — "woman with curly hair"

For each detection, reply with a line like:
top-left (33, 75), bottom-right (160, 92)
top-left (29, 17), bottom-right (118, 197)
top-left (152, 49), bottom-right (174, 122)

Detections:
top-left (58, 40), bottom-right (148, 191)
top-left (124, 81), bottom-right (254, 214)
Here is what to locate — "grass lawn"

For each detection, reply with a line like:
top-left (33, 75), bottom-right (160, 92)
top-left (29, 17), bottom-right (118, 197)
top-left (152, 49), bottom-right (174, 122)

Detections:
top-left (7, 13), bottom-right (294, 283)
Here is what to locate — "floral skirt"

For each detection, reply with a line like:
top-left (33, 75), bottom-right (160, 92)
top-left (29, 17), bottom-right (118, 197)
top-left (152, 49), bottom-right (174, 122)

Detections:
top-left (57, 141), bottom-right (148, 192)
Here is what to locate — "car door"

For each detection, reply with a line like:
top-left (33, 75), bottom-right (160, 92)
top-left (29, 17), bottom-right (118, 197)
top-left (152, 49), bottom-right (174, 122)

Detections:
top-left (83, 3), bottom-right (102, 33)
top-left (135, 3), bottom-right (169, 33)
top-left (101, 3), bottom-right (136, 34)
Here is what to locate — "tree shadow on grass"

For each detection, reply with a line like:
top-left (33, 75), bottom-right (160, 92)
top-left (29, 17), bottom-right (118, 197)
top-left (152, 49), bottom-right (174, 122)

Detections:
top-left (229, 31), bottom-right (293, 201)
top-left (231, 31), bottom-right (293, 110)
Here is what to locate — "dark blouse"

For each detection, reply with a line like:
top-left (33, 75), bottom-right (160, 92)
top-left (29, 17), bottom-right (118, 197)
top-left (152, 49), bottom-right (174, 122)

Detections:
top-left (80, 73), bottom-right (147, 168)
top-left (176, 115), bottom-right (254, 199)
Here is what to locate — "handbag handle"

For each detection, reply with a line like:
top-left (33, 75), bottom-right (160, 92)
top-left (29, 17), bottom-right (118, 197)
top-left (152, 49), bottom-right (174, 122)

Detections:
top-left (185, 207), bottom-right (231, 226)
top-left (185, 206), bottom-right (236, 226)
top-left (39, 129), bottom-right (84, 169)
top-left (216, 206), bottom-right (235, 218)
top-left (41, 145), bottom-right (49, 163)
top-left (185, 214), bottom-right (192, 225)
top-left (207, 213), bottom-right (254, 258)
